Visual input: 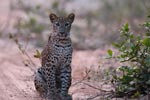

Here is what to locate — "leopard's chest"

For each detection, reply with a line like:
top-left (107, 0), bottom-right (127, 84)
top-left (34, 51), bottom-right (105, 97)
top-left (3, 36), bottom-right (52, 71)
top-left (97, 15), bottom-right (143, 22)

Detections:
top-left (54, 45), bottom-right (72, 55)
top-left (52, 44), bottom-right (72, 64)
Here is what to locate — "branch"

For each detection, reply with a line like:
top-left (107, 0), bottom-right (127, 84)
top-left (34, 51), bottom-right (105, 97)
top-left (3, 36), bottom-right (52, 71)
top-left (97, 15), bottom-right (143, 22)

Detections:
top-left (87, 92), bottom-right (113, 100)
top-left (82, 82), bottom-right (113, 93)
top-left (72, 67), bottom-right (91, 86)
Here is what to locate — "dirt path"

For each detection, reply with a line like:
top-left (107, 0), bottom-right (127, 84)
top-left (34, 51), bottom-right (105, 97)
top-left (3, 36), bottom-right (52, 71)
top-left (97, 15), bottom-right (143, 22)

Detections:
top-left (0, 39), bottom-right (106, 100)
top-left (0, 39), bottom-right (39, 100)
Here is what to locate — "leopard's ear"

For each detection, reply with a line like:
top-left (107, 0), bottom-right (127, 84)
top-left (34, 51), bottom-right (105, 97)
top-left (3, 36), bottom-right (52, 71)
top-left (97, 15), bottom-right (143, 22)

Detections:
top-left (49, 13), bottom-right (57, 23)
top-left (67, 13), bottom-right (75, 23)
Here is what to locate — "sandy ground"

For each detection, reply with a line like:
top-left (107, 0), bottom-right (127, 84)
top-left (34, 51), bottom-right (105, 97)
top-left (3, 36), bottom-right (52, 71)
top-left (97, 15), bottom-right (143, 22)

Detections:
top-left (0, 39), bottom-right (109, 100)
top-left (0, 39), bottom-right (38, 100)
top-left (0, 39), bottom-right (149, 100)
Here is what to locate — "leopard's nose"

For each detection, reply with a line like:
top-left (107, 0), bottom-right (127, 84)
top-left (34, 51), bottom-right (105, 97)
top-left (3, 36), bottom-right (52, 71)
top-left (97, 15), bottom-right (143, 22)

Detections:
top-left (60, 32), bottom-right (65, 35)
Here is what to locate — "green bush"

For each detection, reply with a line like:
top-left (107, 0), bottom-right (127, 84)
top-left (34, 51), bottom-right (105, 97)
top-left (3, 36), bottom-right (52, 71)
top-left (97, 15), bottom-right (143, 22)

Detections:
top-left (107, 19), bottom-right (150, 98)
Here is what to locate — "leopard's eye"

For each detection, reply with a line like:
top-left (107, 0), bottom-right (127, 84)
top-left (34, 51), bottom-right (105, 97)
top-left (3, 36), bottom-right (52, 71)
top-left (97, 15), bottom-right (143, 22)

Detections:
top-left (55, 22), bottom-right (60, 26)
top-left (65, 23), bottom-right (69, 27)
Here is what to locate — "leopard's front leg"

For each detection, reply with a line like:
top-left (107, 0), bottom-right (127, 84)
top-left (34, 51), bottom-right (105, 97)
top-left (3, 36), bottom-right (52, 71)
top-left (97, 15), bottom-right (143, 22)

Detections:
top-left (60, 64), bottom-right (72, 100)
top-left (44, 63), bottom-right (60, 100)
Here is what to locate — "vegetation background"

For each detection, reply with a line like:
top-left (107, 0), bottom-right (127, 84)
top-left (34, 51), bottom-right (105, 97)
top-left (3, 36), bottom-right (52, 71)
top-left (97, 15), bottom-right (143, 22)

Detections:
top-left (1, 0), bottom-right (150, 49)
top-left (0, 0), bottom-right (150, 100)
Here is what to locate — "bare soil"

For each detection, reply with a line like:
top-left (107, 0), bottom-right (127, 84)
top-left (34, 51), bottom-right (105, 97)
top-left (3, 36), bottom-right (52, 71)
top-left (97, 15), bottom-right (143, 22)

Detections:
top-left (0, 39), bottom-right (110, 100)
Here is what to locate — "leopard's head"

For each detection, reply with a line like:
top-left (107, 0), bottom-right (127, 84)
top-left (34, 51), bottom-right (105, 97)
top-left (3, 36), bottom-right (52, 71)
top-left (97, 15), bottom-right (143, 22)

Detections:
top-left (49, 13), bottom-right (75, 38)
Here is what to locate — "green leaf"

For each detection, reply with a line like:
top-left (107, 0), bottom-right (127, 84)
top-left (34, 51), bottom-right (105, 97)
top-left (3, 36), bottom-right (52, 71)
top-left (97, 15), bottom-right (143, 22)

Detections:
top-left (34, 50), bottom-right (41, 58)
top-left (144, 22), bottom-right (150, 27)
top-left (121, 23), bottom-right (129, 32)
top-left (142, 37), bottom-right (150, 47)
top-left (107, 49), bottom-right (113, 57)
top-left (124, 23), bottom-right (129, 32)
top-left (112, 42), bottom-right (121, 48)
top-left (132, 91), bottom-right (140, 98)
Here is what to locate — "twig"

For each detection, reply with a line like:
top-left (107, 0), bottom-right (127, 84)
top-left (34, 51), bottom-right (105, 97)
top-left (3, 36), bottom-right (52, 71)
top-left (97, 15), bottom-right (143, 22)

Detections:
top-left (87, 92), bottom-right (113, 100)
top-left (72, 67), bottom-right (91, 86)
top-left (18, 44), bottom-right (37, 73)
top-left (10, 33), bottom-right (37, 72)
top-left (22, 50), bottom-right (36, 67)
top-left (82, 82), bottom-right (113, 93)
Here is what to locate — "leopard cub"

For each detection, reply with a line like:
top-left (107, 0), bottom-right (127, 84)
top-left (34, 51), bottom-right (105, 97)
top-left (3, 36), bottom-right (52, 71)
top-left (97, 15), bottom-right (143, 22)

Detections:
top-left (34, 13), bottom-right (75, 100)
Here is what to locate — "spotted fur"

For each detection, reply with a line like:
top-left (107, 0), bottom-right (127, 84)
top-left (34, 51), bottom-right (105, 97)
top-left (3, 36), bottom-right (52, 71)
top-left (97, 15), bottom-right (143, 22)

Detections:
top-left (34, 13), bottom-right (75, 100)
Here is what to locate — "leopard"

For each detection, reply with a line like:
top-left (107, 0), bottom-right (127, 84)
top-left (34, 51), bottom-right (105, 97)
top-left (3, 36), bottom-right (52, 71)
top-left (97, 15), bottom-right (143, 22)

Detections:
top-left (34, 13), bottom-right (75, 100)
